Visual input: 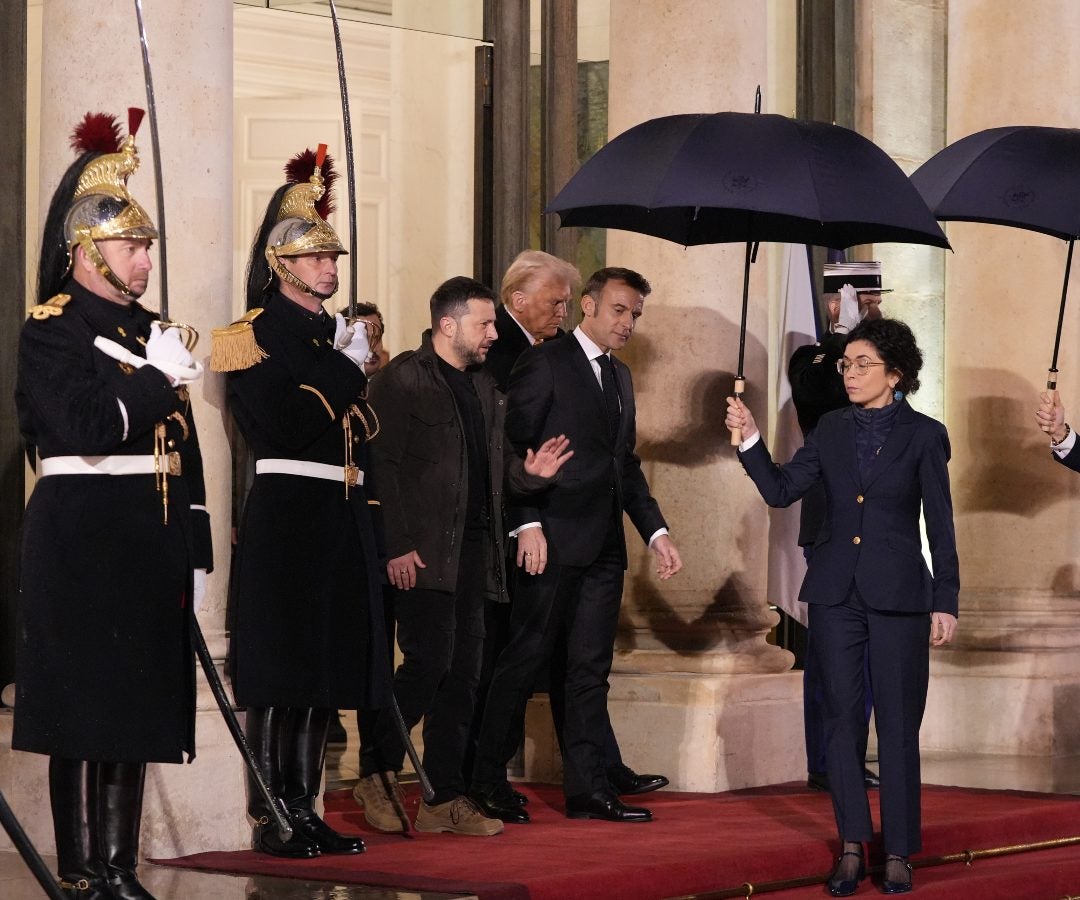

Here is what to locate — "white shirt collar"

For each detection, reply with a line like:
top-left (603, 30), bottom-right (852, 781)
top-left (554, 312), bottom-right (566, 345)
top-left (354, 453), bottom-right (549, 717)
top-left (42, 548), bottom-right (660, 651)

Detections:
top-left (573, 325), bottom-right (607, 361)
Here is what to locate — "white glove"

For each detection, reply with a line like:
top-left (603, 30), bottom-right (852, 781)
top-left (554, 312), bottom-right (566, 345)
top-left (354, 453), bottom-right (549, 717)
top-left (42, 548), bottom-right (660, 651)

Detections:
top-left (146, 323), bottom-right (203, 385)
top-left (334, 314), bottom-right (371, 369)
top-left (836, 284), bottom-right (861, 333)
top-left (94, 335), bottom-right (203, 385)
top-left (192, 568), bottom-right (207, 615)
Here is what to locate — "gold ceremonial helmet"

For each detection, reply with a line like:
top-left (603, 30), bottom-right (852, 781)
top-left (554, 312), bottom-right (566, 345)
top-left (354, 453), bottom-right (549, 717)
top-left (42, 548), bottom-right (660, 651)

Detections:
top-left (265, 143), bottom-right (347, 298)
top-left (63, 112), bottom-right (158, 296)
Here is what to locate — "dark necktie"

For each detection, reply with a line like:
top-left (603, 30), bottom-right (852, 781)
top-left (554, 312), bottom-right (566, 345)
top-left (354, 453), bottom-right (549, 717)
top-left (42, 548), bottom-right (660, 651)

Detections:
top-left (596, 353), bottom-right (621, 444)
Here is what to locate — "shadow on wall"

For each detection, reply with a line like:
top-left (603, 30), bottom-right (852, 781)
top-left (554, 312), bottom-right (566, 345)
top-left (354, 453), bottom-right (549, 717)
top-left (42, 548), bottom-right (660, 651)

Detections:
top-left (954, 370), bottom-right (1080, 517)
top-left (619, 303), bottom-right (768, 468)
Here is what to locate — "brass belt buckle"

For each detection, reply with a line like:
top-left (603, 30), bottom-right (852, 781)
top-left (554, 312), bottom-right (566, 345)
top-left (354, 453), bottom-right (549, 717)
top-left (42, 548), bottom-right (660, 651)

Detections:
top-left (345, 464), bottom-right (360, 488)
top-left (167, 451), bottom-right (182, 476)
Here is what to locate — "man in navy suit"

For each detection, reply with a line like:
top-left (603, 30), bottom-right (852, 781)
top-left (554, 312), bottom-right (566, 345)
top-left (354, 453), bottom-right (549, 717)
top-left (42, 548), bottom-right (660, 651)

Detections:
top-left (470, 267), bottom-right (682, 823)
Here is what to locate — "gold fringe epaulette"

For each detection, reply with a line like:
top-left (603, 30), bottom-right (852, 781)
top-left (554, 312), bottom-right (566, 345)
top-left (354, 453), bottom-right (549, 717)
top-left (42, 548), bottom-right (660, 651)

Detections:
top-left (210, 308), bottom-right (269, 372)
top-left (28, 293), bottom-right (71, 320)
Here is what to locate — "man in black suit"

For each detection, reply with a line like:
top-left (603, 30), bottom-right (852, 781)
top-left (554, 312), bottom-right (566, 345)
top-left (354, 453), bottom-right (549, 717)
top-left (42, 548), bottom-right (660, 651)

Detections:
top-left (470, 267), bottom-right (682, 823)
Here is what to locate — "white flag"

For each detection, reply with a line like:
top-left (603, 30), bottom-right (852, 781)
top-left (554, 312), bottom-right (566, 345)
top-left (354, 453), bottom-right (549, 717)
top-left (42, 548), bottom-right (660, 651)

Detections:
top-left (766, 244), bottom-right (818, 626)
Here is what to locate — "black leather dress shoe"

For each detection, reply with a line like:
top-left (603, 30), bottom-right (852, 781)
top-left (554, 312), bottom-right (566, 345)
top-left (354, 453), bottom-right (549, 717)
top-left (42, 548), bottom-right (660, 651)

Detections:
top-left (807, 771), bottom-right (829, 791)
top-left (510, 786), bottom-right (529, 806)
top-left (863, 767), bottom-right (881, 789)
top-left (469, 783), bottom-right (530, 824)
top-left (291, 810), bottom-right (365, 854)
top-left (252, 823), bottom-right (320, 859)
top-left (565, 791), bottom-right (652, 822)
top-left (606, 763), bottom-right (669, 796)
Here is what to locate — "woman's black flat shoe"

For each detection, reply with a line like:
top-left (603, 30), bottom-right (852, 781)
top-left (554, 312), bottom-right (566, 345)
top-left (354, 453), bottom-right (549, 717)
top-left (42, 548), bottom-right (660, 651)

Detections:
top-left (881, 854), bottom-right (913, 894)
top-left (827, 849), bottom-right (866, 896)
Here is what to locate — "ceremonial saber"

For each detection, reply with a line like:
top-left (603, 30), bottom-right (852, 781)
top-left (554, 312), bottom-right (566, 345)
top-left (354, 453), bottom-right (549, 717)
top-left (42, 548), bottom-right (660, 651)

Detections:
top-left (0, 791), bottom-right (67, 900)
top-left (329, 0), bottom-right (359, 320)
top-left (327, 0), bottom-right (433, 802)
top-left (190, 618), bottom-right (294, 842)
top-left (133, 0), bottom-right (198, 350)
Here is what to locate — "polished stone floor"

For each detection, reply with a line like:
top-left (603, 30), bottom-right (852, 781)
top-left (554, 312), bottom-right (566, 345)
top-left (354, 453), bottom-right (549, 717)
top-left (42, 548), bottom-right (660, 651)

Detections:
top-left (3, 710), bottom-right (1079, 898)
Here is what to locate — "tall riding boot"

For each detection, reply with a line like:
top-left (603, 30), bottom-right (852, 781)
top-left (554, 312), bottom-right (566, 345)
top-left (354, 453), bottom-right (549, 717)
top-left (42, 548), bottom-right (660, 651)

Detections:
top-left (282, 708), bottom-right (364, 854)
top-left (99, 762), bottom-right (154, 900)
top-left (246, 707), bottom-right (319, 858)
top-left (49, 757), bottom-right (113, 900)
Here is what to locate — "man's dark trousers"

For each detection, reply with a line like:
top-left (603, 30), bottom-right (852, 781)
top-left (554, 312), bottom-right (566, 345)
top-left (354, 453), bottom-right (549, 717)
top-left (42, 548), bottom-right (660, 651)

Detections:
top-left (367, 528), bottom-right (486, 803)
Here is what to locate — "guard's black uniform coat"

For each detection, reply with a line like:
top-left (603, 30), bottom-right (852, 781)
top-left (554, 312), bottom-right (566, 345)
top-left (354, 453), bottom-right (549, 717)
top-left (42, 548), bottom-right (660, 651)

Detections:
top-left (227, 292), bottom-right (391, 711)
top-left (14, 280), bottom-right (213, 764)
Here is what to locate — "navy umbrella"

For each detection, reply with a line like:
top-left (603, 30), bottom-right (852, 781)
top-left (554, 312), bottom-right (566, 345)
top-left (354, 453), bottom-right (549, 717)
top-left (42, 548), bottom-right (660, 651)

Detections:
top-left (546, 109), bottom-right (949, 442)
top-left (911, 125), bottom-right (1080, 390)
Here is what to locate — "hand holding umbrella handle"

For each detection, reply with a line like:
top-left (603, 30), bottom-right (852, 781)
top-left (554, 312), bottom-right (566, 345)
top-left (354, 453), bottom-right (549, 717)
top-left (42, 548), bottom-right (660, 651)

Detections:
top-left (729, 377), bottom-right (746, 446)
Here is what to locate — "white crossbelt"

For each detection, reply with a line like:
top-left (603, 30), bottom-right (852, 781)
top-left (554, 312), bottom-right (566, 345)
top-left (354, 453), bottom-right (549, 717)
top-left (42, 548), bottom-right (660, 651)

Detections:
top-left (255, 458), bottom-right (364, 485)
top-left (38, 455), bottom-right (158, 477)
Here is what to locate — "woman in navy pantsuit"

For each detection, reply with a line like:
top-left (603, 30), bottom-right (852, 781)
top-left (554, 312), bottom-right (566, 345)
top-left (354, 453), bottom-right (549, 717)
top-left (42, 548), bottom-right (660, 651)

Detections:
top-left (726, 319), bottom-right (959, 895)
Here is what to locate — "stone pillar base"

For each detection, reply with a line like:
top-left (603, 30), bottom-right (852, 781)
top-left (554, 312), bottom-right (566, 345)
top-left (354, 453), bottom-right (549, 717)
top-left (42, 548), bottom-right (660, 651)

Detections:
top-left (0, 699), bottom-right (251, 858)
top-left (523, 671), bottom-right (805, 793)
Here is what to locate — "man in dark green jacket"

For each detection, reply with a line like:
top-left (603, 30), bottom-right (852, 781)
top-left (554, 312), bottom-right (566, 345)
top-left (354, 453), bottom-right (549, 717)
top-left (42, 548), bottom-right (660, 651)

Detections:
top-left (355, 276), bottom-right (571, 836)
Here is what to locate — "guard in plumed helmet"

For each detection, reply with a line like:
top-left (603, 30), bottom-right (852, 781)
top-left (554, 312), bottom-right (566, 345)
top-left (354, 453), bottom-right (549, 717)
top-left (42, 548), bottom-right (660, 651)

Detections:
top-left (213, 144), bottom-right (390, 858)
top-left (14, 110), bottom-right (213, 900)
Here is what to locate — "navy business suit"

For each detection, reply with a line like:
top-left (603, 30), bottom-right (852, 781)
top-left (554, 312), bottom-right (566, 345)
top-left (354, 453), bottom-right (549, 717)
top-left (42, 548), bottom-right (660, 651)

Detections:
top-left (472, 331), bottom-right (666, 799)
top-left (739, 400), bottom-right (958, 855)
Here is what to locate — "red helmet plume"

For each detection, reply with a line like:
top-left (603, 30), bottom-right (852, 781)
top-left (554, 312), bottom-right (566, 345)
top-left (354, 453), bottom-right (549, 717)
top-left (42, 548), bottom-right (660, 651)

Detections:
top-left (69, 113), bottom-right (123, 156)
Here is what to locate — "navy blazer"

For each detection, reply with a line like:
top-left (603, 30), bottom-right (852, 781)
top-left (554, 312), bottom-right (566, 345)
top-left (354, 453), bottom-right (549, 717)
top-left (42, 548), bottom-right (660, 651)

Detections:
top-left (738, 400), bottom-right (959, 617)
top-left (506, 331), bottom-right (666, 569)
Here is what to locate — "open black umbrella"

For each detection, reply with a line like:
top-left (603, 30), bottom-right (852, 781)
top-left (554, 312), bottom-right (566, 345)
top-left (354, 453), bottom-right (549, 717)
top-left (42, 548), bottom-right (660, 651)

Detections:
top-left (910, 125), bottom-right (1080, 390)
top-left (547, 109), bottom-right (949, 442)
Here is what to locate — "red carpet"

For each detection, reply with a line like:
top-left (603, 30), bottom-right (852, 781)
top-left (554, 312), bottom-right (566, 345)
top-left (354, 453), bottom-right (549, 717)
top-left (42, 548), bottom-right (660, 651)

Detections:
top-left (154, 782), bottom-right (1080, 899)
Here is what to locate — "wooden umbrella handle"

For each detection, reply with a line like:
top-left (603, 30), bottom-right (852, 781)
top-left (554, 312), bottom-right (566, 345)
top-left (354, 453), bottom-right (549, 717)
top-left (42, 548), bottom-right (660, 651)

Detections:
top-left (729, 377), bottom-right (746, 446)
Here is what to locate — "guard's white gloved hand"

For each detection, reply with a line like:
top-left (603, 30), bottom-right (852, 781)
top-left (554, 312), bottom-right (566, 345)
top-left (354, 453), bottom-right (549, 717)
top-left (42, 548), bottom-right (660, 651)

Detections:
top-left (837, 284), bottom-right (861, 333)
top-left (146, 323), bottom-right (202, 384)
top-left (334, 313), bottom-right (371, 369)
top-left (94, 335), bottom-right (202, 385)
top-left (192, 568), bottom-right (207, 615)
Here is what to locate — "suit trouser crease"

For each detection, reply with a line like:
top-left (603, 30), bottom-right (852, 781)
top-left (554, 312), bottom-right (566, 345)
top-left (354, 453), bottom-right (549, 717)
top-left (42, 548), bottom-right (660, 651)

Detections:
top-left (369, 529), bottom-right (486, 800)
top-left (810, 590), bottom-right (930, 856)
top-left (474, 527), bottom-right (623, 798)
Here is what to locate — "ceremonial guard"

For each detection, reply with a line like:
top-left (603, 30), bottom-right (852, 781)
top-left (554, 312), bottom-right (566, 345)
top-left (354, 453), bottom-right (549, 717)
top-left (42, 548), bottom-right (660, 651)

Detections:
top-left (213, 145), bottom-right (390, 858)
top-left (14, 111), bottom-right (212, 899)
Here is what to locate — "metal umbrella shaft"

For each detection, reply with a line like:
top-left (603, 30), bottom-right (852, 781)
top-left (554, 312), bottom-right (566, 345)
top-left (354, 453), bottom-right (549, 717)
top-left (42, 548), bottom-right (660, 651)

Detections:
top-left (729, 239), bottom-right (758, 446)
top-left (189, 617), bottom-right (294, 841)
top-left (0, 790), bottom-right (67, 900)
top-left (1048, 238), bottom-right (1076, 391)
top-left (328, 0), bottom-right (359, 319)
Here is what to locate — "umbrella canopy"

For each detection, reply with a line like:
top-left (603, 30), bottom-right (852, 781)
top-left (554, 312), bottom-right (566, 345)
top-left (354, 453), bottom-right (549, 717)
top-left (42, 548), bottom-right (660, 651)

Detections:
top-left (910, 125), bottom-right (1080, 240)
top-left (911, 125), bottom-right (1080, 385)
top-left (547, 112), bottom-right (950, 250)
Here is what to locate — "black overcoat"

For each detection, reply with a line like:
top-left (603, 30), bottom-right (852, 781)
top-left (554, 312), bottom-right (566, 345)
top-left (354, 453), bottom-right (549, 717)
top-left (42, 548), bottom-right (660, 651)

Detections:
top-left (227, 293), bottom-right (391, 710)
top-left (14, 280), bottom-right (213, 763)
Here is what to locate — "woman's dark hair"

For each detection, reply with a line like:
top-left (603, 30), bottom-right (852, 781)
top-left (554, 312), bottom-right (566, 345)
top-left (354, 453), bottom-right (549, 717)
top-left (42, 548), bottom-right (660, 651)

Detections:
top-left (37, 151), bottom-right (99, 304)
top-left (244, 183), bottom-right (291, 310)
top-left (846, 317), bottom-right (923, 396)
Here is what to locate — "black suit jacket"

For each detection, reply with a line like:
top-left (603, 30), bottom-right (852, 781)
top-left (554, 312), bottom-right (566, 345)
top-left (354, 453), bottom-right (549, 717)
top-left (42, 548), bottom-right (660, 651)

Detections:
top-left (485, 305), bottom-right (535, 392)
top-left (738, 401), bottom-right (959, 616)
top-left (505, 331), bottom-right (666, 569)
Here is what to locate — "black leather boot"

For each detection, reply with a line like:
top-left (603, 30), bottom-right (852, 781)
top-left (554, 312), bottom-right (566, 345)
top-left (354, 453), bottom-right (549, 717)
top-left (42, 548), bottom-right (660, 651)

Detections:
top-left (283, 708), bottom-right (364, 854)
top-left (247, 707), bottom-right (319, 859)
top-left (49, 757), bottom-right (114, 900)
top-left (100, 762), bottom-right (155, 900)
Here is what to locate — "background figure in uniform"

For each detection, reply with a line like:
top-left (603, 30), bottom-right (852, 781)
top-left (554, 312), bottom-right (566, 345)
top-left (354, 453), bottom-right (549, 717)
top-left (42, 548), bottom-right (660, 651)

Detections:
top-left (14, 111), bottom-right (212, 900)
top-left (215, 145), bottom-right (389, 859)
top-left (727, 317), bottom-right (958, 895)
top-left (471, 267), bottom-right (682, 825)
top-left (355, 276), bottom-right (571, 836)
top-left (789, 261), bottom-right (885, 793)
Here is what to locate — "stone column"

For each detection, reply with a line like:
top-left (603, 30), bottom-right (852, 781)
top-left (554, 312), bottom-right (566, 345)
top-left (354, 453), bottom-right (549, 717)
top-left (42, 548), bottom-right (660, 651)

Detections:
top-left (526, 0), bottom-right (805, 792)
top-left (918, 0), bottom-right (1080, 760)
top-left (0, 0), bottom-right (247, 857)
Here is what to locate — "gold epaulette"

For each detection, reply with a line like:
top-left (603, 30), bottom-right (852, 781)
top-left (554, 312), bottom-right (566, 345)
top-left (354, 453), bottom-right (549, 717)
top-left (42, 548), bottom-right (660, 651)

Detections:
top-left (28, 293), bottom-right (72, 320)
top-left (210, 308), bottom-right (269, 372)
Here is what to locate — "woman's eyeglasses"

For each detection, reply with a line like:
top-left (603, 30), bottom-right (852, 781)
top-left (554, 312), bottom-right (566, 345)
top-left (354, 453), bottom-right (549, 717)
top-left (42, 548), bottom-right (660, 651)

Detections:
top-left (836, 358), bottom-right (886, 375)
